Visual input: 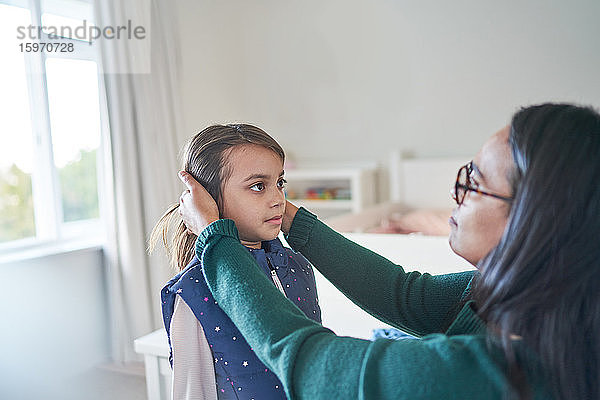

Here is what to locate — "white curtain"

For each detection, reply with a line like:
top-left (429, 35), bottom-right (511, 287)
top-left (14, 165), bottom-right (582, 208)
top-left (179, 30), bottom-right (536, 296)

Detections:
top-left (95, 0), bottom-right (183, 362)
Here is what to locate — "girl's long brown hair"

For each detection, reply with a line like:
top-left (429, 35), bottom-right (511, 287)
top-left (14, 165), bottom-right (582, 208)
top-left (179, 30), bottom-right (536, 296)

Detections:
top-left (148, 124), bottom-right (285, 270)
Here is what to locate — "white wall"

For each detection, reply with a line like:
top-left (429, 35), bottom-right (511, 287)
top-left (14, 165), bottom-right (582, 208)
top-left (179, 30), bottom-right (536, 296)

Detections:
top-left (0, 247), bottom-right (110, 400)
top-left (174, 0), bottom-right (600, 171)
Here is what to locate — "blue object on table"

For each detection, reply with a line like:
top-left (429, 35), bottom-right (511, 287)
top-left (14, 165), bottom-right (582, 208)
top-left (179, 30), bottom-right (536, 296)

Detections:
top-left (371, 328), bottom-right (417, 340)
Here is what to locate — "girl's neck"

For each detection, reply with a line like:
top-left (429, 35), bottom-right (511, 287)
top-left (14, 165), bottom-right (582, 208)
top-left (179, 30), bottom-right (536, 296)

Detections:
top-left (241, 239), bottom-right (262, 249)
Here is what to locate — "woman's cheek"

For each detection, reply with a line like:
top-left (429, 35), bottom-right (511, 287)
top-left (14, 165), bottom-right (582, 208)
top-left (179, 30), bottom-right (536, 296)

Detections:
top-left (450, 207), bottom-right (484, 265)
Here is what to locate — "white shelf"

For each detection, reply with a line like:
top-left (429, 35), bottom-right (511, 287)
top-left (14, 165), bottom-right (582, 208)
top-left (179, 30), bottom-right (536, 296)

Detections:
top-left (284, 165), bottom-right (377, 217)
top-left (285, 168), bottom-right (364, 180)
top-left (288, 199), bottom-right (354, 210)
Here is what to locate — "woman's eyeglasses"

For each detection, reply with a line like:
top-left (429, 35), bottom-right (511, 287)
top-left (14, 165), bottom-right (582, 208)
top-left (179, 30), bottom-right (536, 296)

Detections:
top-left (452, 162), bottom-right (513, 206)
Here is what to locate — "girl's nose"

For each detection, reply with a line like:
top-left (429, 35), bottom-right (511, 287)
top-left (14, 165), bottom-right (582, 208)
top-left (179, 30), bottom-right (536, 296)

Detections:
top-left (271, 188), bottom-right (285, 207)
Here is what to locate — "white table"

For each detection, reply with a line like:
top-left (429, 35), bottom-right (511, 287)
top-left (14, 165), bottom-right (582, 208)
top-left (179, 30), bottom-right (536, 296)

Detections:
top-left (134, 329), bottom-right (172, 400)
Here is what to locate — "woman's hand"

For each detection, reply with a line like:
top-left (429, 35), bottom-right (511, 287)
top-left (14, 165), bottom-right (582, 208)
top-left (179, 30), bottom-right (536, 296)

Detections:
top-left (281, 200), bottom-right (299, 234)
top-left (178, 171), bottom-right (220, 235)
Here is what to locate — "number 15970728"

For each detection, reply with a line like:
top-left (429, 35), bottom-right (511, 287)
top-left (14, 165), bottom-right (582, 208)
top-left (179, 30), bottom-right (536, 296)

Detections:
top-left (19, 42), bottom-right (74, 52)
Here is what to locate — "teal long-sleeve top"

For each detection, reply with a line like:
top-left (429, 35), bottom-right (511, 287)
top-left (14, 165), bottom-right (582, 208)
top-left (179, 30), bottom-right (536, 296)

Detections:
top-left (194, 207), bottom-right (548, 399)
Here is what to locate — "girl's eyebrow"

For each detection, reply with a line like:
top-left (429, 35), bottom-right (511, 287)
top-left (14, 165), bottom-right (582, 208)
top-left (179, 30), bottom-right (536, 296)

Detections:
top-left (242, 170), bottom-right (285, 182)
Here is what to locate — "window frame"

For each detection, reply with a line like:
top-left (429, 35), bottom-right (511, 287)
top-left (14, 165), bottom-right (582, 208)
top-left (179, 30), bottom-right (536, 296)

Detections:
top-left (0, 0), bottom-right (111, 255)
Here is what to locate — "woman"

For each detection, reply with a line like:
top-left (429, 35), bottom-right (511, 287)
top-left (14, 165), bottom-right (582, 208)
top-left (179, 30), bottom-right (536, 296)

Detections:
top-left (177, 103), bottom-right (600, 399)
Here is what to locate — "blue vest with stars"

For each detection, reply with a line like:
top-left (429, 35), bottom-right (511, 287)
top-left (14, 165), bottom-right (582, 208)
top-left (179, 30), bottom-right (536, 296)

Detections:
top-left (161, 237), bottom-right (322, 400)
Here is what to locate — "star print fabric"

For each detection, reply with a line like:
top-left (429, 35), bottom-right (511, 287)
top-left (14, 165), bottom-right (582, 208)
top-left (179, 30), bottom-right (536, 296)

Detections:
top-left (162, 237), bottom-right (321, 399)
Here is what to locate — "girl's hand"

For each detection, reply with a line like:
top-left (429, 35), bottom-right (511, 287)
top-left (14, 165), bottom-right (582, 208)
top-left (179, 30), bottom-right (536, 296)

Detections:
top-left (281, 200), bottom-right (299, 234)
top-left (178, 171), bottom-right (220, 235)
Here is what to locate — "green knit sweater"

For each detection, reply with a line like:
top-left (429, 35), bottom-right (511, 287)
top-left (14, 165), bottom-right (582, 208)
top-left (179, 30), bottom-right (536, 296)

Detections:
top-left (195, 208), bottom-right (548, 399)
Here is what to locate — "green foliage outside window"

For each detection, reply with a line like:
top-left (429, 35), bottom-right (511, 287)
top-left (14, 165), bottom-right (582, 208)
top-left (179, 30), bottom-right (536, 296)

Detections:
top-left (0, 148), bottom-right (99, 242)
top-left (60, 148), bottom-right (99, 222)
top-left (0, 164), bottom-right (35, 242)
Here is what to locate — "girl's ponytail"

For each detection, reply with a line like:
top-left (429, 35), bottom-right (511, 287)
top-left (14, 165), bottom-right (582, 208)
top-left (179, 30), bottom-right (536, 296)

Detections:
top-left (148, 203), bottom-right (197, 270)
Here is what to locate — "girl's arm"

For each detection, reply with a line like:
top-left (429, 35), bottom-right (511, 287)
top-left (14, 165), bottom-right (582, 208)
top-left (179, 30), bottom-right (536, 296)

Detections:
top-left (284, 207), bottom-right (474, 336)
top-left (196, 220), bottom-right (505, 400)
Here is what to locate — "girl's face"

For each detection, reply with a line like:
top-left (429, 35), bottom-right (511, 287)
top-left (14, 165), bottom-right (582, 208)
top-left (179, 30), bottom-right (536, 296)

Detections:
top-left (220, 144), bottom-right (286, 249)
top-left (449, 126), bottom-right (514, 266)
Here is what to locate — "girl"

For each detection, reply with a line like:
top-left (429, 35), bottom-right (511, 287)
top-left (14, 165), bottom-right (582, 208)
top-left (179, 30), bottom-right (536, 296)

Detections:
top-left (150, 124), bottom-right (322, 400)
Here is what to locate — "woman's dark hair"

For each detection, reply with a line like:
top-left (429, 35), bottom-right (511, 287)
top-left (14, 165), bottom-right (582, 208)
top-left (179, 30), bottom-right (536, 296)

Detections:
top-left (473, 103), bottom-right (600, 399)
top-left (148, 124), bottom-right (285, 270)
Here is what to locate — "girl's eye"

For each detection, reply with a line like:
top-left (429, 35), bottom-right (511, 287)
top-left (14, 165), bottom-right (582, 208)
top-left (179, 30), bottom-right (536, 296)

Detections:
top-left (277, 178), bottom-right (287, 189)
top-left (250, 182), bottom-right (265, 192)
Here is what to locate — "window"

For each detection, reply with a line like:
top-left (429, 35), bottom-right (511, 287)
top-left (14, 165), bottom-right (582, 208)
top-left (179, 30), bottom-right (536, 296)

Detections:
top-left (0, 0), bottom-right (108, 251)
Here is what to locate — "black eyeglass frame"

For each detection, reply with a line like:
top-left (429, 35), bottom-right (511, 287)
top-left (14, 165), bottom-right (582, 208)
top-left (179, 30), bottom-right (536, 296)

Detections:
top-left (453, 162), bottom-right (513, 205)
